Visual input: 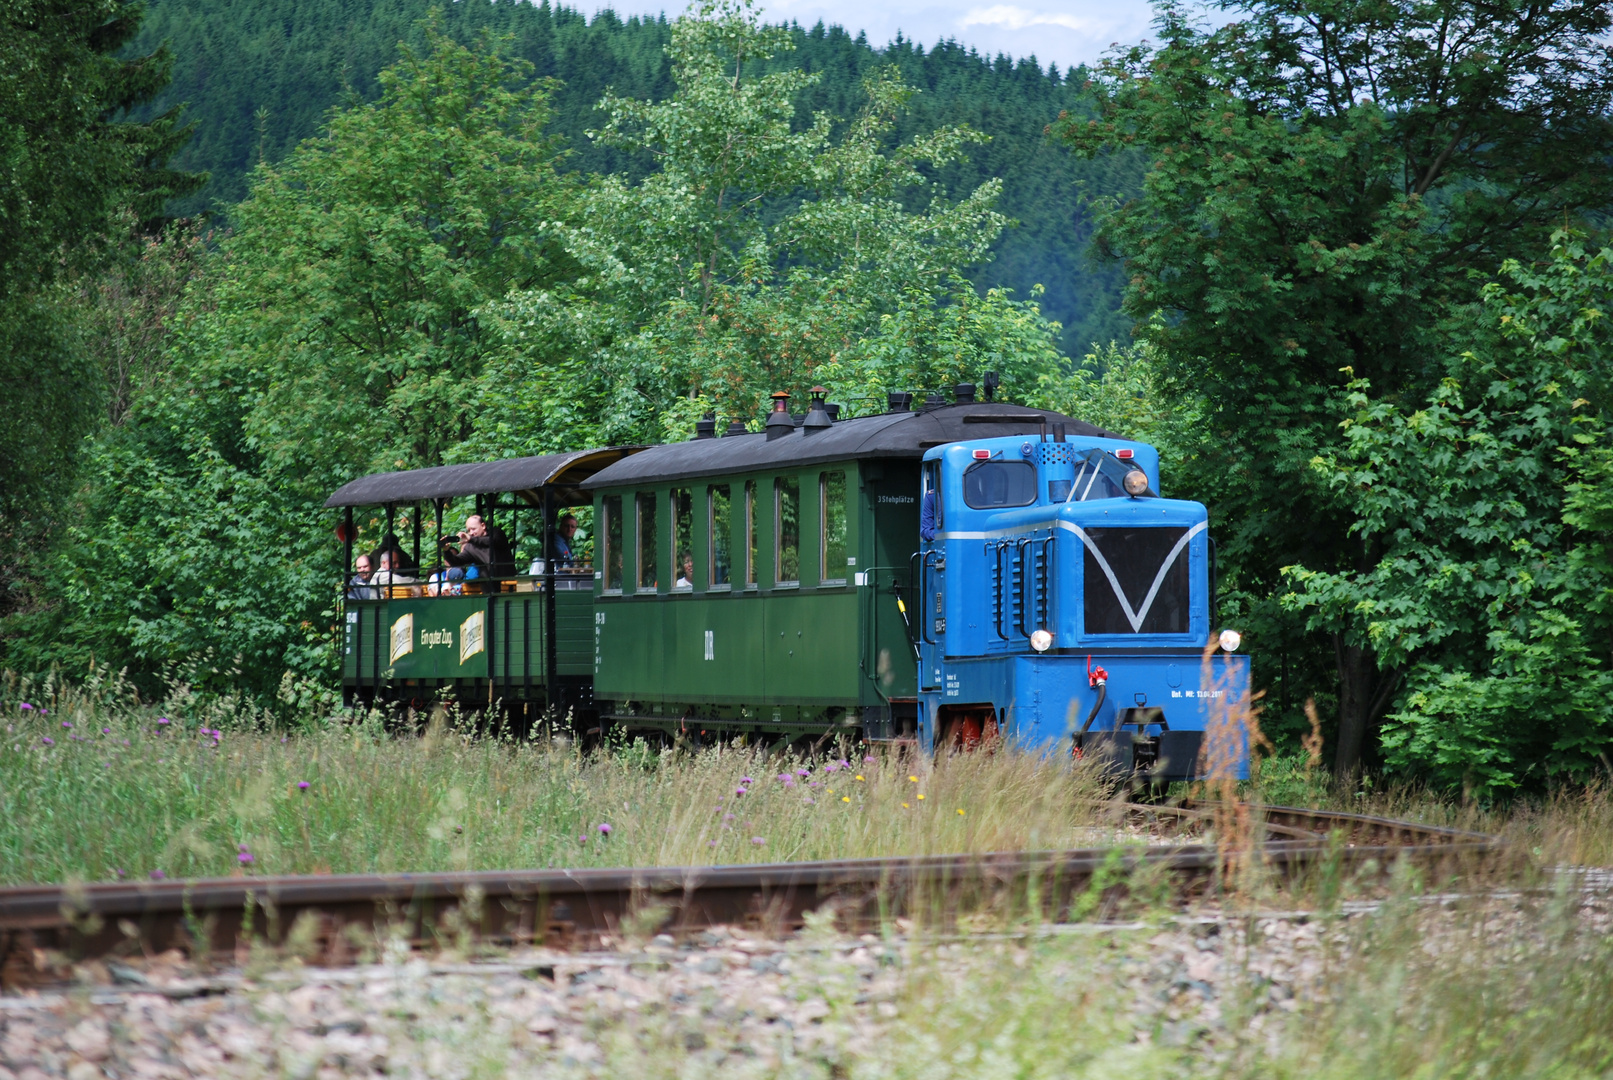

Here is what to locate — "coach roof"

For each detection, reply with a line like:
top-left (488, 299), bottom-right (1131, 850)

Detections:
top-left (582, 402), bottom-right (1119, 490)
top-left (324, 446), bottom-right (642, 507)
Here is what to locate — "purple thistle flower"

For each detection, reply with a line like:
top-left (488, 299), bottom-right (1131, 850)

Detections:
top-left (723, 813), bottom-right (736, 821)
top-left (112, 868), bottom-right (125, 879)
top-left (751, 837), bottom-right (765, 845)
top-left (150, 870), bottom-right (165, 880)
top-left (102, 727), bottom-right (111, 735)
top-left (40, 736), bottom-right (53, 746)
top-left (796, 769), bottom-right (811, 777)
top-left (734, 787), bottom-right (746, 796)
top-left (297, 781), bottom-right (310, 790)
top-left (783, 779), bottom-right (796, 788)
top-left (708, 840), bottom-right (718, 847)
top-left (237, 853), bottom-right (254, 864)
top-left (804, 798), bottom-right (816, 805)
top-left (864, 755), bottom-right (877, 763)
top-left (740, 776), bottom-right (754, 785)
top-left (19, 703), bottom-right (32, 711)
top-left (61, 721), bottom-right (71, 729)
top-left (38, 708), bottom-right (46, 715)
top-left (121, 739), bottom-right (129, 746)
top-left (598, 823), bottom-right (613, 835)
top-left (825, 762), bottom-right (840, 773)
top-left (776, 773), bottom-right (790, 782)
top-left (837, 759), bottom-right (850, 769)
top-left (156, 717), bottom-right (170, 726)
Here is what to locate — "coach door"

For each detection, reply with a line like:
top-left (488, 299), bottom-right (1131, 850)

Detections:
top-left (860, 462), bottom-right (922, 707)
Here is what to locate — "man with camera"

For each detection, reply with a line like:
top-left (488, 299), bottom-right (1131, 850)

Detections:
top-left (439, 514), bottom-right (515, 579)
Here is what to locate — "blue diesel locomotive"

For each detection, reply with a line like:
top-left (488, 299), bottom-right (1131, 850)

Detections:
top-left (917, 430), bottom-right (1249, 780)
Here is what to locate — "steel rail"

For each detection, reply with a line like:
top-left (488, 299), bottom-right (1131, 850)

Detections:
top-left (0, 804), bottom-right (1502, 975)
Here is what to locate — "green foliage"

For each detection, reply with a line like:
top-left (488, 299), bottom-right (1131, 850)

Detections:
top-left (483, 0), bottom-right (1069, 444)
top-left (1282, 234), bottom-right (1613, 793)
top-left (128, 0), bottom-right (1139, 354)
top-left (213, 22), bottom-right (580, 495)
top-left (3, 27), bottom-right (577, 696)
top-left (1059, 0), bottom-right (1613, 770)
top-left (0, 0), bottom-right (202, 522)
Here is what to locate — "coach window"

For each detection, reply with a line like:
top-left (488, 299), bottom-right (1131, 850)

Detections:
top-left (709, 485), bottom-right (732, 588)
top-left (636, 492), bottom-right (659, 592)
top-left (775, 476), bottom-right (800, 586)
top-left (744, 480), bottom-right (758, 587)
top-left (672, 488), bottom-right (694, 590)
top-left (821, 470), bottom-right (847, 584)
top-left (602, 495), bottom-right (623, 592)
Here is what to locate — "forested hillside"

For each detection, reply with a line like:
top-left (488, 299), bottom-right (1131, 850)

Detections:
top-left (130, 0), bottom-right (1140, 349)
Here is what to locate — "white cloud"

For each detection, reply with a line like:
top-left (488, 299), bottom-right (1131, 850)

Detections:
top-left (958, 5), bottom-right (1096, 32)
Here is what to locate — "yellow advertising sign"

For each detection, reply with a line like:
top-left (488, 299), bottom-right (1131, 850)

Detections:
top-left (460, 610), bottom-right (485, 665)
top-left (390, 613), bottom-right (414, 664)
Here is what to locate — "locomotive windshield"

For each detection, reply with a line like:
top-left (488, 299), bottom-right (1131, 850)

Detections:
top-left (1057, 448), bottom-right (1156, 502)
top-left (963, 461), bottom-right (1038, 508)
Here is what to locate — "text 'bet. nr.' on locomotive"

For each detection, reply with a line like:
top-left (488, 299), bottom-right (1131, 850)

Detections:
top-left (326, 381), bottom-right (1250, 781)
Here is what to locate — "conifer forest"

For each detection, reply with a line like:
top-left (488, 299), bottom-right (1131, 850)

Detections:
top-left (4, 0), bottom-right (1613, 794)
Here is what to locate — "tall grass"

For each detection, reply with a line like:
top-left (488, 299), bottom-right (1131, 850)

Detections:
top-left (0, 675), bottom-right (1116, 885)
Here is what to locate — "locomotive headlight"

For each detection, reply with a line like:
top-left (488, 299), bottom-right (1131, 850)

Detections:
top-left (1030, 629), bottom-right (1053, 652)
top-left (1218, 628), bottom-right (1242, 653)
top-left (1123, 469), bottom-right (1149, 496)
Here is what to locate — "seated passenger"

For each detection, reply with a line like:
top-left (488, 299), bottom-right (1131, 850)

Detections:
top-left (675, 552), bottom-right (694, 590)
top-left (549, 514), bottom-right (580, 568)
top-left (920, 489), bottom-right (938, 541)
top-left (372, 549), bottom-right (417, 592)
top-left (347, 554), bottom-right (378, 600)
top-left (440, 514), bottom-right (515, 578)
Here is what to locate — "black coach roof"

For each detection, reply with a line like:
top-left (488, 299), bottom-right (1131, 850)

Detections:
top-left (324, 446), bottom-right (642, 508)
top-left (582, 402), bottom-right (1119, 490)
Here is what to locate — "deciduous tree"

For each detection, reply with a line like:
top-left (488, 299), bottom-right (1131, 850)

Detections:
top-left (1059, 0), bottom-right (1613, 774)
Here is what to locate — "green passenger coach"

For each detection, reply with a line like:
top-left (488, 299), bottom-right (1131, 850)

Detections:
top-left (580, 391), bottom-right (1113, 743)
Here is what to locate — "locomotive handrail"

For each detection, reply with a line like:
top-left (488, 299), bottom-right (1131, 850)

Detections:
top-left (919, 549), bottom-right (942, 646)
top-left (989, 541), bottom-right (1008, 641)
top-left (1015, 535), bottom-right (1035, 639)
top-left (1036, 533), bottom-right (1055, 633)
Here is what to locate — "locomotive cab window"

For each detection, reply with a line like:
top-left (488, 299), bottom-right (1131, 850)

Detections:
top-left (962, 461), bottom-right (1037, 509)
top-left (602, 495), bottom-right (623, 592)
top-left (709, 485), bottom-right (732, 588)
top-left (821, 471), bottom-right (847, 584)
top-left (775, 476), bottom-right (799, 586)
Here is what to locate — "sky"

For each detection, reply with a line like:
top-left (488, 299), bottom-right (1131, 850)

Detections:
top-left (602, 0), bottom-right (1164, 71)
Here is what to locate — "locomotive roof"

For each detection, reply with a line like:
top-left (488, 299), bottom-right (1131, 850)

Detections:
top-left (324, 446), bottom-right (642, 508)
top-left (582, 402), bottom-right (1118, 489)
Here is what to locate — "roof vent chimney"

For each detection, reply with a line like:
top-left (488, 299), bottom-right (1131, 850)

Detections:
top-left (954, 383), bottom-right (976, 405)
top-left (922, 390), bottom-right (947, 411)
top-left (693, 412), bottom-right (717, 440)
top-left (803, 387), bottom-right (833, 435)
top-left (825, 402), bottom-right (841, 421)
top-left (723, 419), bottom-right (748, 437)
top-left (886, 391), bottom-right (912, 413)
top-left (983, 371), bottom-right (1000, 401)
top-left (765, 391), bottom-right (794, 441)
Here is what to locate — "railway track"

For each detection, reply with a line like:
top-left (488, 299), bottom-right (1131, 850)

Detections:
top-left (0, 804), bottom-right (1499, 979)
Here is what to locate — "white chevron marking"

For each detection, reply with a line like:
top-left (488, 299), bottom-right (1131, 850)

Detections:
top-left (1066, 520), bottom-right (1207, 632)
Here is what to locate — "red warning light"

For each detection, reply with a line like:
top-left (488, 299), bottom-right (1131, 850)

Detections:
top-left (972, 449), bottom-right (991, 459)
top-left (1115, 448), bottom-right (1135, 460)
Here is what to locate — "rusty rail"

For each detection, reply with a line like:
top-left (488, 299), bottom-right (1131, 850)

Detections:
top-left (0, 804), bottom-right (1502, 974)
